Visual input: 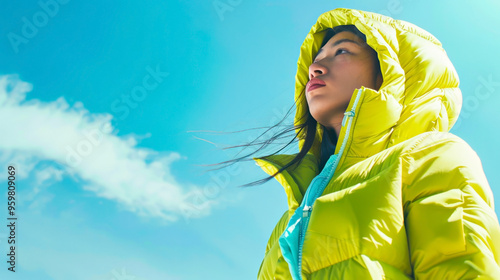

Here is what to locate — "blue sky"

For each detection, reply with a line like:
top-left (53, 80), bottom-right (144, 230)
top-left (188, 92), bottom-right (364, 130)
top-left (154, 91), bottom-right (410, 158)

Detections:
top-left (0, 0), bottom-right (499, 279)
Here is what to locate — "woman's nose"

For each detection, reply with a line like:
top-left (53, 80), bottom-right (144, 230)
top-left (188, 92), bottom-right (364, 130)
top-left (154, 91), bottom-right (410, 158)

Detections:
top-left (309, 62), bottom-right (327, 79)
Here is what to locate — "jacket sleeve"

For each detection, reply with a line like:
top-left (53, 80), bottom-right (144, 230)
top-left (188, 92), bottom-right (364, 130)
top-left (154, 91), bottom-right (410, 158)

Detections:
top-left (403, 133), bottom-right (500, 279)
top-left (257, 209), bottom-right (289, 279)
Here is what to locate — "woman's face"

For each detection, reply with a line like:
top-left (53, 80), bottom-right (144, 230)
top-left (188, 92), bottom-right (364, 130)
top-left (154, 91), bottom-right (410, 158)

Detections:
top-left (306, 31), bottom-right (382, 129)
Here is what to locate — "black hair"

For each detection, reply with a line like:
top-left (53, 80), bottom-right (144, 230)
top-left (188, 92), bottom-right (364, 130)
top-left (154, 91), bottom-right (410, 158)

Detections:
top-left (205, 25), bottom-right (381, 187)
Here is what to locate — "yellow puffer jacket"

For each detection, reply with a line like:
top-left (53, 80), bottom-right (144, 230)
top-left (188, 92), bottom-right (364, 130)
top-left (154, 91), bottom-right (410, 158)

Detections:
top-left (254, 8), bottom-right (500, 279)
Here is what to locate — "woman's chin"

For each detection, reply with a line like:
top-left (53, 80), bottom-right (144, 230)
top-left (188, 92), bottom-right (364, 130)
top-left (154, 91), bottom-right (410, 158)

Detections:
top-left (310, 105), bottom-right (346, 123)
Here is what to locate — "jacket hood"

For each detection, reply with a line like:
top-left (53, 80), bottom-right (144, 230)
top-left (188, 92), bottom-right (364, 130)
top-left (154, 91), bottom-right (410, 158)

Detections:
top-left (254, 8), bottom-right (462, 209)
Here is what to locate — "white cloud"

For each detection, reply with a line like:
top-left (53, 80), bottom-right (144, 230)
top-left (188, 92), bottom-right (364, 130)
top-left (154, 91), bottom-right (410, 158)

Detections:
top-left (34, 165), bottom-right (64, 187)
top-left (0, 74), bottom-right (215, 223)
top-left (0, 150), bottom-right (41, 180)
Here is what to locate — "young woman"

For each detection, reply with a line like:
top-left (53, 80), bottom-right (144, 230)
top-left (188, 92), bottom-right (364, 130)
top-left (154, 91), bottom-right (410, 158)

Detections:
top-left (247, 8), bottom-right (500, 279)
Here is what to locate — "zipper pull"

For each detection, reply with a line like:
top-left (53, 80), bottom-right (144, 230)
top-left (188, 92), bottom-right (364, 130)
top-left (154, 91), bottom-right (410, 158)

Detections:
top-left (302, 206), bottom-right (312, 218)
top-left (342, 110), bottom-right (355, 126)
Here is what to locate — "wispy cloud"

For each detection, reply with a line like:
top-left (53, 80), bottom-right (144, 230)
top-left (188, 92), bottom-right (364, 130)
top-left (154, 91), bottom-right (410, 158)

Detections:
top-left (0, 74), bottom-right (213, 223)
top-left (34, 164), bottom-right (64, 188)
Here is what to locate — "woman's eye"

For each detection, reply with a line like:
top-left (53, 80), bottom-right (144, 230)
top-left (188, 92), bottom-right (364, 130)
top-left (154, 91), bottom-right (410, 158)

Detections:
top-left (336, 48), bottom-right (348, 55)
top-left (313, 49), bottom-right (348, 62)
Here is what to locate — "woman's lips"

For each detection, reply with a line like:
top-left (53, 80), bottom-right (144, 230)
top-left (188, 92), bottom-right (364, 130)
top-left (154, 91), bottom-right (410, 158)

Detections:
top-left (307, 84), bottom-right (326, 92)
top-left (306, 78), bottom-right (326, 92)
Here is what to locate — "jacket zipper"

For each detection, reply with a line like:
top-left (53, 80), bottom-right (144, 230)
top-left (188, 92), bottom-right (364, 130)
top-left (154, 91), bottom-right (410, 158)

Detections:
top-left (296, 87), bottom-right (364, 279)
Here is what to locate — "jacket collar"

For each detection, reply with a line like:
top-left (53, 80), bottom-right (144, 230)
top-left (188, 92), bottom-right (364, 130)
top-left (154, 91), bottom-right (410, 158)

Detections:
top-left (254, 8), bottom-right (461, 211)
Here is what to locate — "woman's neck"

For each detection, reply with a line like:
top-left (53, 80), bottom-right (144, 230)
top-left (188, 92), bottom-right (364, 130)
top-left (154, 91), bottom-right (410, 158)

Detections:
top-left (325, 127), bottom-right (338, 146)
